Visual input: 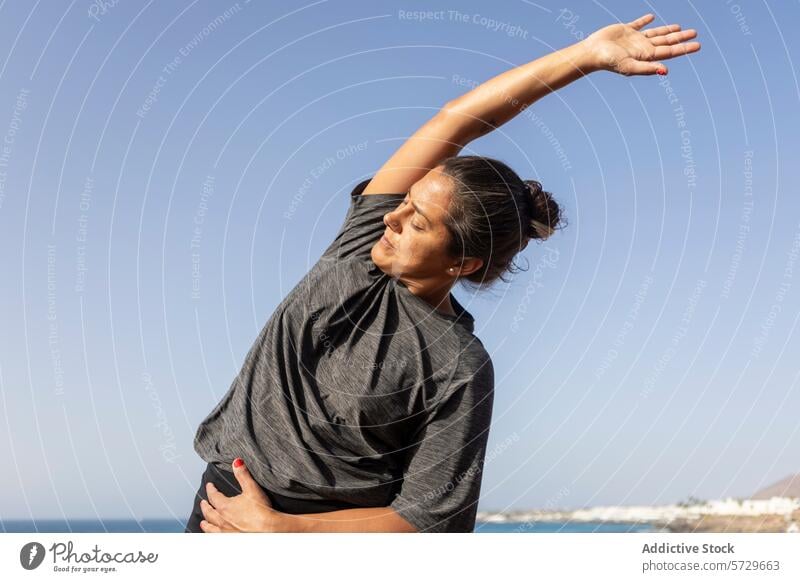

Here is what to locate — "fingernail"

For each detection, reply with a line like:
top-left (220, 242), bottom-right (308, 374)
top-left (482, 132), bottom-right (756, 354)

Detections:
top-left (233, 457), bottom-right (244, 468)
top-left (657, 68), bottom-right (667, 75)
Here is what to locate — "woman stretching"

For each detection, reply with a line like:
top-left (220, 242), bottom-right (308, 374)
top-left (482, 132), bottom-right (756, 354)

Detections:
top-left (184, 13), bottom-right (700, 533)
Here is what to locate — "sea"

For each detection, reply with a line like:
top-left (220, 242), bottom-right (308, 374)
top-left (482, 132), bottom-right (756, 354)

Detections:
top-left (1, 519), bottom-right (659, 533)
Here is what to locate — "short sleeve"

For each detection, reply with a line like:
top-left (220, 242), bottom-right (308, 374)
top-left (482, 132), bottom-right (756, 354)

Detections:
top-left (319, 177), bottom-right (405, 262)
top-left (390, 355), bottom-right (495, 533)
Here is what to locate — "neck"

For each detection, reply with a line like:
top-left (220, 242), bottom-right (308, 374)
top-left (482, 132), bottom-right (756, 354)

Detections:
top-left (399, 276), bottom-right (457, 316)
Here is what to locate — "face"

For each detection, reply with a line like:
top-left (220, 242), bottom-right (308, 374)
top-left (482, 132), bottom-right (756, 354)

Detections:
top-left (370, 166), bottom-right (462, 283)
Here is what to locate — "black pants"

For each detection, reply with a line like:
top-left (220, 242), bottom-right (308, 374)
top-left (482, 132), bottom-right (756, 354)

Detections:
top-left (184, 463), bottom-right (359, 532)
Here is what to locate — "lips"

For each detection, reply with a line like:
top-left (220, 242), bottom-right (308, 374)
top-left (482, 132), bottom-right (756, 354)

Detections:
top-left (380, 235), bottom-right (395, 249)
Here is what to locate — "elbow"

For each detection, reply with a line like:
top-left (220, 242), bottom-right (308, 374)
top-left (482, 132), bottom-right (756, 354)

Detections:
top-left (390, 508), bottom-right (420, 533)
top-left (397, 519), bottom-right (419, 533)
top-left (441, 99), bottom-right (496, 145)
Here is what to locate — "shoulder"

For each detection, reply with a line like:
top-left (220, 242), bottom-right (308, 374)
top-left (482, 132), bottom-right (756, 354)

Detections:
top-left (318, 178), bottom-right (405, 263)
top-left (458, 335), bottom-right (493, 375)
top-left (352, 177), bottom-right (406, 197)
top-left (345, 180), bottom-right (406, 219)
top-left (451, 335), bottom-right (495, 397)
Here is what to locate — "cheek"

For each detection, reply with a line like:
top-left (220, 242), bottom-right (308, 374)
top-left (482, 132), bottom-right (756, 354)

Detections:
top-left (395, 236), bottom-right (421, 260)
top-left (399, 237), bottom-right (443, 267)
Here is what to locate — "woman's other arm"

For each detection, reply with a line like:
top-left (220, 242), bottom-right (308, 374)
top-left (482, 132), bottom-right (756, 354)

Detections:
top-left (199, 459), bottom-right (418, 533)
top-left (443, 13), bottom-right (700, 143)
top-left (202, 500), bottom-right (416, 533)
top-left (276, 507), bottom-right (417, 533)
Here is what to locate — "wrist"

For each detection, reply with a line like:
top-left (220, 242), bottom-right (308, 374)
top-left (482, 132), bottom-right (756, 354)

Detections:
top-left (567, 39), bottom-right (602, 74)
top-left (268, 510), bottom-right (304, 533)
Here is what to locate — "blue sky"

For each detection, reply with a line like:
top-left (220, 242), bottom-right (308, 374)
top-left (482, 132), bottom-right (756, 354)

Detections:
top-left (1, 0), bottom-right (798, 520)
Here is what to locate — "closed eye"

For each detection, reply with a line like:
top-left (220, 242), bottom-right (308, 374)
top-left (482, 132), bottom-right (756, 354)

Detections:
top-left (401, 195), bottom-right (425, 231)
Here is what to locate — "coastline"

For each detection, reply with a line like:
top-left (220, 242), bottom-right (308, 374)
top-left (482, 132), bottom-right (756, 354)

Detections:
top-left (477, 496), bottom-right (800, 533)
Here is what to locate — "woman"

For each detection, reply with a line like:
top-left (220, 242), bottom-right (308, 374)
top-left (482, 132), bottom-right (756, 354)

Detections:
top-left (185, 13), bottom-right (700, 533)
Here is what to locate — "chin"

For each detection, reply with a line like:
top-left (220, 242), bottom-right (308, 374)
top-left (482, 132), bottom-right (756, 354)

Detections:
top-left (370, 244), bottom-right (386, 268)
top-left (370, 244), bottom-right (396, 277)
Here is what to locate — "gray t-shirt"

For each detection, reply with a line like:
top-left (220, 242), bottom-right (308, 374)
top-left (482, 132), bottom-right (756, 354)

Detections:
top-left (193, 177), bottom-right (495, 532)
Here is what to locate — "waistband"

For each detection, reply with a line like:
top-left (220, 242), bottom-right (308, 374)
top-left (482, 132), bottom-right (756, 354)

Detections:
top-left (205, 462), bottom-right (361, 515)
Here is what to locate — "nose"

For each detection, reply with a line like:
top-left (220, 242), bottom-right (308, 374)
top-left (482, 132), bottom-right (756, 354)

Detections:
top-left (383, 210), bottom-right (400, 231)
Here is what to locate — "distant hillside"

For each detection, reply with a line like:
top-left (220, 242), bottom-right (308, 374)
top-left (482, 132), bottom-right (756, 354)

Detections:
top-left (751, 474), bottom-right (800, 499)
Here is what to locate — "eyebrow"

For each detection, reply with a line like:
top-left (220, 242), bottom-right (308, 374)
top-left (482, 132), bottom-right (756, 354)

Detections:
top-left (407, 189), bottom-right (432, 225)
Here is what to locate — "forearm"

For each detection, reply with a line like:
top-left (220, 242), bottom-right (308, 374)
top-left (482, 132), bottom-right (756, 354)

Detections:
top-left (276, 506), bottom-right (417, 533)
top-left (445, 40), bottom-right (596, 143)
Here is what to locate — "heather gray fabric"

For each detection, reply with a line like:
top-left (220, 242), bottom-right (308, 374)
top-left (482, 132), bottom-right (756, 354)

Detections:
top-left (193, 177), bottom-right (495, 532)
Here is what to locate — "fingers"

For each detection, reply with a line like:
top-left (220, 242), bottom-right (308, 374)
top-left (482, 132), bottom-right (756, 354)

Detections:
top-left (653, 41), bottom-right (702, 60)
top-left (628, 13), bottom-right (655, 30)
top-left (620, 58), bottom-right (667, 76)
top-left (231, 457), bottom-right (262, 498)
top-left (643, 24), bottom-right (681, 38)
top-left (205, 481), bottom-right (228, 509)
top-left (200, 498), bottom-right (226, 527)
top-left (199, 519), bottom-right (222, 533)
top-left (649, 29), bottom-right (698, 47)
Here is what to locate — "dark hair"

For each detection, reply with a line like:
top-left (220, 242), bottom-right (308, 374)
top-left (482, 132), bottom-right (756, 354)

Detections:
top-left (439, 155), bottom-right (565, 288)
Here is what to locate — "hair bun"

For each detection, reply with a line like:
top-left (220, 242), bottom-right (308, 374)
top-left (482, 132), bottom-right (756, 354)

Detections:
top-left (523, 180), bottom-right (562, 240)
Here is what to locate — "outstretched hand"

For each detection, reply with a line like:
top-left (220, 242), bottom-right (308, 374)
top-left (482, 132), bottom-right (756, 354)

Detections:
top-left (583, 13), bottom-right (701, 76)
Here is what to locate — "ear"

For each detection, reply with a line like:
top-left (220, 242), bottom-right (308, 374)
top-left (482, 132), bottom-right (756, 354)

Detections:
top-left (448, 257), bottom-right (483, 278)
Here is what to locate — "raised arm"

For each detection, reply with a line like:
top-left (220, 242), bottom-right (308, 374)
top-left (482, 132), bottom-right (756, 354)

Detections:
top-left (362, 13), bottom-right (700, 195)
top-left (360, 103), bottom-right (468, 195)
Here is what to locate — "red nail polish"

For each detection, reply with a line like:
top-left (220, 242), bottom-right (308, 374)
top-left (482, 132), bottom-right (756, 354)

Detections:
top-left (657, 68), bottom-right (667, 75)
top-left (233, 457), bottom-right (244, 468)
